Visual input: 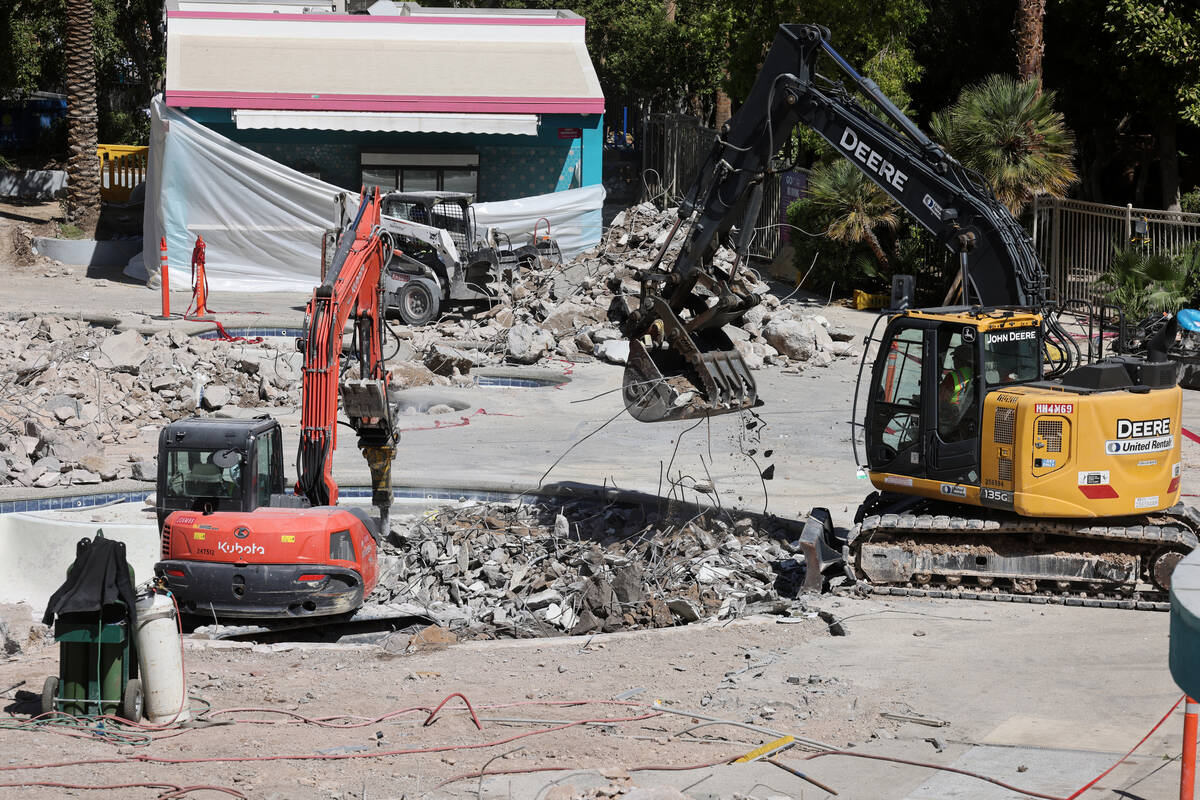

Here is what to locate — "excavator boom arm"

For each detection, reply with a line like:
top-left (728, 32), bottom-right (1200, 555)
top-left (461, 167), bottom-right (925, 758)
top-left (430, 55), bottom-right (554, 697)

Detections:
top-left (621, 23), bottom-right (1049, 423)
top-left (297, 189), bottom-right (397, 526)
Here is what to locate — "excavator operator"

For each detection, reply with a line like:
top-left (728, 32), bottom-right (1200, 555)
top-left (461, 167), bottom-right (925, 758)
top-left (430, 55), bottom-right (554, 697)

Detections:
top-left (938, 342), bottom-right (976, 440)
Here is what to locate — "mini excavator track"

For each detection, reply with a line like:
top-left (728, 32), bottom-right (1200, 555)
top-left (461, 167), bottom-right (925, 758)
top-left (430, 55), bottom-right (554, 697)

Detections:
top-left (847, 502), bottom-right (1200, 611)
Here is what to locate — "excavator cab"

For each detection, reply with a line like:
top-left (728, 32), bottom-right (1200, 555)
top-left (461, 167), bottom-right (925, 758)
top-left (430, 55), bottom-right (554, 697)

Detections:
top-left (156, 417), bottom-right (286, 531)
top-left (862, 309), bottom-right (1044, 490)
top-left (155, 415), bottom-right (385, 620)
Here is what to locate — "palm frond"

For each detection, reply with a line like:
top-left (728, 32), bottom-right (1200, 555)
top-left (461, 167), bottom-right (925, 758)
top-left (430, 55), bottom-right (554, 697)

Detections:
top-left (932, 74), bottom-right (1077, 214)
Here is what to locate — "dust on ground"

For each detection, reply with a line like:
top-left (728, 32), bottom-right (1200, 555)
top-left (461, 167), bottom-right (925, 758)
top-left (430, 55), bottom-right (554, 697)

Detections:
top-left (0, 611), bottom-right (883, 799)
top-left (0, 198), bottom-right (61, 269)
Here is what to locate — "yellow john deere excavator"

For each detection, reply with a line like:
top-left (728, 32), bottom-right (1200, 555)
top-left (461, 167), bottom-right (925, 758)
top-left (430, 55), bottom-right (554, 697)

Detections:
top-left (615, 23), bottom-right (1195, 605)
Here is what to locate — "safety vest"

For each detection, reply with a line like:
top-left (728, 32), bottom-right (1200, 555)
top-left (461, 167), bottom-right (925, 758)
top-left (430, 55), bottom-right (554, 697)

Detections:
top-left (947, 367), bottom-right (972, 404)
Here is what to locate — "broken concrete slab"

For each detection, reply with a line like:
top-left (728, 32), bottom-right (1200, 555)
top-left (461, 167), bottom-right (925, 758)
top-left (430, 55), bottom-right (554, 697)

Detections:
top-left (763, 319), bottom-right (816, 361)
top-left (130, 460), bottom-right (156, 482)
top-left (506, 323), bottom-right (556, 365)
top-left (594, 339), bottom-right (630, 365)
top-left (96, 329), bottom-right (149, 373)
top-left (424, 343), bottom-right (484, 376)
top-left (201, 385), bottom-right (232, 410)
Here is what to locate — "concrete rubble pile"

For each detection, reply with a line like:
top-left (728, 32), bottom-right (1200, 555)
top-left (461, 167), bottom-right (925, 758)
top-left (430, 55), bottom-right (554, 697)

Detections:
top-left (0, 316), bottom-right (299, 488)
top-left (0, 202), bottom-right (856, 489)
top-left (0, 603), bottom-right (45, 655)
top-left (393, 201), bottom-right (859, 384)
top-left (373, 497), bottom-right (821, 639)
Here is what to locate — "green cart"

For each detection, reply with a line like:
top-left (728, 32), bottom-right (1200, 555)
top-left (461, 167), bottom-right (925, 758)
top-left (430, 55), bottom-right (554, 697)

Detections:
top-left (40, 533), bottom-right (142, 721)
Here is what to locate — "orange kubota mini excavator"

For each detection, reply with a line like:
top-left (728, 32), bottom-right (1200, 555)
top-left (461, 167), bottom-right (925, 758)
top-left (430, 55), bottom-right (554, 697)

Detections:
top-left (153, 189), bottom-right (398, 619)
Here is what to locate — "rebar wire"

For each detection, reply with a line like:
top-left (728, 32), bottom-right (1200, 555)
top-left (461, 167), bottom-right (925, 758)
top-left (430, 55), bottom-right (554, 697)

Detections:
top-left (536, 402), bottom-right (632, 488)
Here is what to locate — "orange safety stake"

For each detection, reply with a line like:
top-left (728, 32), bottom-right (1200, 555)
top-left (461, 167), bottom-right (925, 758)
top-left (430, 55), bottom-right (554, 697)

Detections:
top-left (1184, 696), bottom-right (1198, 800)
top-left (187, 234), bottom-right (213, 320)
top-left (153, 236), bottom-right (174, 320)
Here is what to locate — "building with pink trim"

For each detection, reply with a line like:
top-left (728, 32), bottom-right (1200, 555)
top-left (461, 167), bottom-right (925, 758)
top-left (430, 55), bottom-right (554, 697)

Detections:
top-left (164, 0), bottom-right (605, 199)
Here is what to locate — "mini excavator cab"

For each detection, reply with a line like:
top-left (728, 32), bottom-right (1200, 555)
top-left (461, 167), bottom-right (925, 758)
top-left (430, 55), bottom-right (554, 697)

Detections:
top-left (862, 310), bottom-right (1043, 492)
top-left (156, 417), bottom-right (287, 530)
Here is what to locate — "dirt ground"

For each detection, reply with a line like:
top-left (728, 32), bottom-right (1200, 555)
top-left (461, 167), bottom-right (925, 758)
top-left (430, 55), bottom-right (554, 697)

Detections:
top-left (0, 592), bottom-right (1187, 800)
top-left (0, 199), bottom-right (60, 268)
top-left (0, 612), bottom-right (858, 799)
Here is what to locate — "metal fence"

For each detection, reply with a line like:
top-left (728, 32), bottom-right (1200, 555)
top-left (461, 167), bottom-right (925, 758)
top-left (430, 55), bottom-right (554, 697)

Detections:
top-left (1032, 195), bottom-right (1200, 305)
top-left (641, 113), bottom-right (718, 203)
top-left (640, 113), bottom-right (786, 262)
top-left (751, 172), bottom-right (785, 261)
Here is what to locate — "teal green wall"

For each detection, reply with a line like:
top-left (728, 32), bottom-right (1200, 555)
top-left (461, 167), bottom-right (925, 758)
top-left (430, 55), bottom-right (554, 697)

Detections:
top-left (183, 108), bottom-right (603, 201)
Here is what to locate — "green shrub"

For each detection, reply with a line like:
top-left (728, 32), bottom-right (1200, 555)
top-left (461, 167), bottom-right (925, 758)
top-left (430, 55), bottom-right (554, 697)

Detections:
top-left (1095, 245), bottom-right (1198, 320)
top-left (1182, 190), bottom-right (1200, 215)
top-left (786, 197), bottom-right (951, 303)
top-left (99, 109), bottom-right (150, 146)
top-left (785, 196), bottom-right (869, 294)
top-left (1181, 244), bottom-right (1200, 305)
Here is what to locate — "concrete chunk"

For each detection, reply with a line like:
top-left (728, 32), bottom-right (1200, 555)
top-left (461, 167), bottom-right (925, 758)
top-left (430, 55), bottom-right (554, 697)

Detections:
top-left (525, 588), bottom-right (562, 610)
top-left (97, 329), bottom-right (149, 373)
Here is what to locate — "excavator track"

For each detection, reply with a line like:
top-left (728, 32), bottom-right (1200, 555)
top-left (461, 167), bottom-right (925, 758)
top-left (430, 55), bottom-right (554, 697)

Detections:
top-left (847, 505), bottom-right (1200, 612)
top-left (862, 583), bottom-right (1171, 611)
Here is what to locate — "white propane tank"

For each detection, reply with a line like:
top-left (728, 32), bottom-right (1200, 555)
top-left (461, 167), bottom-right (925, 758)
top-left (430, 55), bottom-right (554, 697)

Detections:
top-left (134, 592), bottom-right (190, 723)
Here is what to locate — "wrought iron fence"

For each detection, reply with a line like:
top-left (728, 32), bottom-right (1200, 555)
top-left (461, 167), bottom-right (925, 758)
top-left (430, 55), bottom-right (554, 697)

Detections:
top-left (640, 113), bottom-right (787, 262)
top-left (1032, 196), bottom-right (1200, 305)
top-left (640, 113), bottom-right (718, 203)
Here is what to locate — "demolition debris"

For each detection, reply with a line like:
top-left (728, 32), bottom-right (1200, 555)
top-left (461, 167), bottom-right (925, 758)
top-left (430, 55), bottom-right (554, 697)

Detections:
top-left (0, 201), bottom-right (856, 490)
top-left (400, 201), bottom-right (859, 374)
top-left (366, 497), bottom-right (831, 641)
top-left (0, 318), bottom-right (298, 488)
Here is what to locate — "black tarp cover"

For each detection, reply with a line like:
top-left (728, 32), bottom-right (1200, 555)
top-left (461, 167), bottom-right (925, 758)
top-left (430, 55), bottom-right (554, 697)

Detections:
top-left (42, 533), bottom-right (138, 627)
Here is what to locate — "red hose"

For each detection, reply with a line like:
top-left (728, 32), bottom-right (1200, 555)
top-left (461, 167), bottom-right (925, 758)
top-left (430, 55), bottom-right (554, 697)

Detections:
top-left (202, 705), bottom-right (435, 728)
top-left (2, 692), bottom-right (1182, 800)
top-left (1065, 694), bottom-right (1183, 799)
top-left (801, 695), bottom-right (1186, 800)
top-left (0, 709), bottom-right (663, 771)
top-left (180, 235), bottom-right (263, 343)
top-left (423, 692), bottom-right (482, 729)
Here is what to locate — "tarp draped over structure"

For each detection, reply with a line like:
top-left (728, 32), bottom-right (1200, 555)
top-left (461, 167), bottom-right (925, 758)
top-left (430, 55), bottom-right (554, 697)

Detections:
top-left (140, 96), bottom-right (604, 293)
top-left (141, 96), bottom-right (342, 292)
top-left (473, 184), bottom-right (604, 260)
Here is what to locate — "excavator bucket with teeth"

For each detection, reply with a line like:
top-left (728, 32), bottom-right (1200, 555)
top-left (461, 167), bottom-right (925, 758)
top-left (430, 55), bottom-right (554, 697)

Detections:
top-left (622, 329), bottom-right (757, 423)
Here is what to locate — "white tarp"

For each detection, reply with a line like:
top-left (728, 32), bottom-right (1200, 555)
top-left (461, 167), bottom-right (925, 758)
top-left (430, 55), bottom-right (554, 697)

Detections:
top-left (139, 95), bottom-right (604, 292)
top-left (473, 184), bottom-right (605, 261)
top-left (140, 96), bottom-right (342, 292)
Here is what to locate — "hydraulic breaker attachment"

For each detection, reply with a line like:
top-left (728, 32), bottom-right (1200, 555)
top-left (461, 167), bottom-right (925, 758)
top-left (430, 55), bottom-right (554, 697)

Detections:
top-left (361, 443), bottom-right (395, 536)
top-left (621, 294), bottom-right (757, 423)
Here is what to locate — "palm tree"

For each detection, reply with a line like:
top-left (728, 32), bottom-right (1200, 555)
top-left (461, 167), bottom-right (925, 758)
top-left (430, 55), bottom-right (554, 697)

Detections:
top-left (64, 0), bottom-right (101, 230)
top-left (805, 159), bottom-right (900, 274)
top-left (1095, 246), bottom-right (1193, 321)
top-left (930, 75), bottom-right (1077, 215)
top-left (1014, 0), bottom-right (1047, 92)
